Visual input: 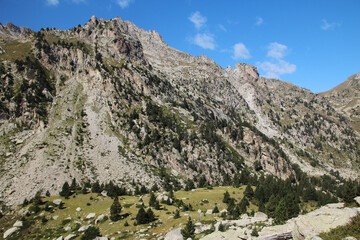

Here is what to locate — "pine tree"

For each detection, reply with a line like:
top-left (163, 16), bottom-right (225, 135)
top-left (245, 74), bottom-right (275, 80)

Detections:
top-left (181, 217), bottom-right (195, 239)
top-left (244, 184), bottom-right (254, 199)
top-left (213, 205), bottom-right (219, 213)
top-left (91, 181), bottom-right (101, 193)
top-left (285, 193), bottom-right (300, 218)
top-left (223, 191), bottom-right (230, 203)
top-left (110, 196), bottom-right (122, 221)
top-left (70, 178), bottom-right (78, 192)
top-left (185, 180), bottom-right (195, 191)
top-left (149, 192), bottom-right (157, 207)
top-left (343, 181), bottom-right (356, 204)
top-left (238, 197), bottom-right (249, 214)
top-left (60, 182), bottom-right (71, 198)
top-left (136, 207), bottom-right (147, 224)
top-left (265, 194), bottom-right (278, 218)
top-left (146, 208), bottom-right (156, 222)
top-left (254, 185), bottom-right (266, 203)
top-left (274, 198), bottom-right (287, 224)
top-left (174, 209), bottom-right (180, 219)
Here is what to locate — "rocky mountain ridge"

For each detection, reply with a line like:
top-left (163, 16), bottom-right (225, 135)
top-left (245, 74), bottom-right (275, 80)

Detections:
top-left (0, 16), bottom-right (359, 207)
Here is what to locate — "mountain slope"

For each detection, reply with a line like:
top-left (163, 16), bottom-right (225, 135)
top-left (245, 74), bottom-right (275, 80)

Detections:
top-left (320, 72), bottom-right (360, 133)
top-left (0, 16), bottom-right (359, 207)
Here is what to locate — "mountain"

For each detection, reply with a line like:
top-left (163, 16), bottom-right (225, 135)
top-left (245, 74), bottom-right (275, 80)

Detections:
top-left (0, 16), bottom-right (359, 207)
top-left (319, 72), bottom-right (360, 133)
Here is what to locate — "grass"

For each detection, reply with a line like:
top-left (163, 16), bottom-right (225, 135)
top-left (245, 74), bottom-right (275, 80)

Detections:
top-left (8, 186), bottom-right (260, 239)
top-left (319, 213), bottom-right (360, 240)
top-left (0, 40), bottom-right (32, 61)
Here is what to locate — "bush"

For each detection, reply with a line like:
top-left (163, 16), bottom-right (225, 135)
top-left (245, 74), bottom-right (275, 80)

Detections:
top-left (81, 226), bottom-right (101, 240)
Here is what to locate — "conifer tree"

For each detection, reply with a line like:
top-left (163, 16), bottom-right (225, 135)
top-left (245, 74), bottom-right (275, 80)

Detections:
top-left (91, 181), bottom-right (101, 193)
top-left (244, 184), bottom-right (254, 199)
top-left (274, 198), bottom-right (287, 224)
top-left (60, 182), bottom-right (71, 198)
top-left (70, 178), bottom-right (78, 192)
top-left (136, 207), bottom-right (147, 224)
top-left (223, 191), bottom-right (230, 203)
top-left (343, 181), bottom-right (356, 204)
top-left (146, 208), bottom-right (156, 222)
top-left (110, 196), bottom-right (122, 221)
top-left (174, 209), bottom-right (180, 219)
top-left (181, 217), bottom-right (195, 239)
top-left (213, 205), bottom-right (219, 214)
top-left (265, 194), bottom-right (278, 218)
top-left (149, 192), bottom-right (157, 207)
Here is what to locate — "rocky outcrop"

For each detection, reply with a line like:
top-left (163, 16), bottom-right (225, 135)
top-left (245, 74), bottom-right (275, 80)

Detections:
top-left (201, 202), bottom-right (360, 240)
top-left (0, 23), bottom-right (33, 39)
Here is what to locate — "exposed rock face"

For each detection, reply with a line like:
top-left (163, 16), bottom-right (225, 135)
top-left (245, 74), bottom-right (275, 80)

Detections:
top-left (0, 17), bottom-right (359, 206)
top-left (319, 72), bottom-right (360, 134)
top-left (0, 22), bottom-right (33, 39)
top-left (201, 203), bottom-right (360, 240)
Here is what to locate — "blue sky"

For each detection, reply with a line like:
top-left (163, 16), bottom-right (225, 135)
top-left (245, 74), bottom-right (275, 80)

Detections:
top-left (1, 0), bottom-right (359, 93)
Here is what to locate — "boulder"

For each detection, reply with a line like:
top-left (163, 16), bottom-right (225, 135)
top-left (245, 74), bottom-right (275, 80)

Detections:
top-left (206, 209), bottom-right (213, 215)
top-left (95, 214), bottom-right (106, 224)
top-left (164, 228), bottom-right (183, 240)
top-left (53, 215), bottom-right (59, 220)
top-left (53, 199), bottom-right (63, 206)
top-left (293, 204), bottom-right (358, 240)
top-left (13, 220), bottom-right (23, 227)
top-left (253, 211), bottom-right (268, 222)
top-left (94, 237), bottom-right (109, 240)
top-left (354, 196), bottom-right (360, 206)
top-left (342, 237), bottom-right (357, 240)
top-left (64, 226), bottom-right (71, 231)
top-left (55, 236), bottom-right (64, 240)
top-left (86, 213), bottom-right (96, 219)
top-left (64, 234), bottom-right (77, 240)
top-left (3, 227), bottom-right (19, 239)
top-left (76, 207), bottom-right (82, 212)
top-left (78, 225), bottom-right (91, 232)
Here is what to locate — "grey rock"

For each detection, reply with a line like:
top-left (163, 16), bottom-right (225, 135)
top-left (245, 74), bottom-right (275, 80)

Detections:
top-left (95, 214), bottom-right (106, 224)
top-left (64, 234), bottom-right (77, 240)
top-left (165, 228), bottom-right (183, 240)
top-left (3, 227), bottom-right (19, 239)
top-left (354, 196), bottom-right (360, 206)
top-left (78, 225), bottom-right (91, 232)
top-left (86, 213), bottom-right (96, 219)
top-left (53, 199), bottom-right (63, 206)
top-left (13, 220), bottom-right (23, 227)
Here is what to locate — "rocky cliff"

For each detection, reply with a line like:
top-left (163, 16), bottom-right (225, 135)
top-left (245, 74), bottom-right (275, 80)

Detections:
top-left (0, 16), bottom-right (359, 206)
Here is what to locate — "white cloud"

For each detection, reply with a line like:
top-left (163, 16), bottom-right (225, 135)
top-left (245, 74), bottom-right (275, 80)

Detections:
top-left (191, 33), bottom-right (215, 50)
top-left (258, 42), bottom-right (296, 78)
top-left (189, 11), bottom-right (207, 29)
top-left (255, 17), bottom-right (263, 26)
top-left (257, 60), bottom-right (296, 79)
top-left (117, 0), bottom-right (134, 9)
top-left (217, 24), bottom-right (227, 32)
top-left (46, 0), bottom-right (59, 6)
top-left (267, 42), bottom-right (288, 59)
top-left (321, 19), bottom-right (341, 30)
top-left (232, 43), bottom-right (251, 59)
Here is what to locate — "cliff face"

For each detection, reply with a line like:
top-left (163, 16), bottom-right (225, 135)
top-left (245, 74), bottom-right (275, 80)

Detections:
top-left (0, 16), bottom-right (358, 206)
